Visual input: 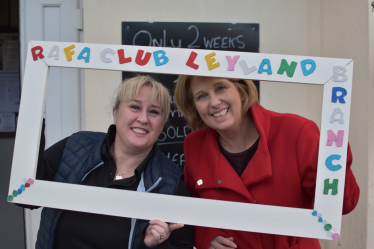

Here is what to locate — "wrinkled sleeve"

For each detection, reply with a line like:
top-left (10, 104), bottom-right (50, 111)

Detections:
top-left (183, 136), bottom-right (229, 249)
top-left (296, 120), bottom-right (360, 215)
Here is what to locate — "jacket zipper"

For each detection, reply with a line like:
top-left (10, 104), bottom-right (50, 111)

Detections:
top-left (128, 177), bottom-right (163, 249)
top-left (80, 162), bottom-right (104, 183)
top-left (146, 177), bottom-right (163, 193)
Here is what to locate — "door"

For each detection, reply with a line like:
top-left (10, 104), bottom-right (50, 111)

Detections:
top-left (19, 0), bottom-right (83, 248)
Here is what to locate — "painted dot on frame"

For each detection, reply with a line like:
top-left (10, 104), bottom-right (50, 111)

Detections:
top-left (318, 217), bottom-right (323, 223)
top-left (312, 210), bottom-right (318, 216)
top-left (324, 224), bottom-right (332, 231)
top-left (332, 233), bottom-right (340, 240)
top-left (7, 195), bottom-right (13, 201)
top-left (12, 190), bottom-right (18, 197)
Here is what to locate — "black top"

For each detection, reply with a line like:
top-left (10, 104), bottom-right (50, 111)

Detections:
top-left (34, 124), bottom-right (193, 249)
top-left (219, 137), bottom-right (260, 176)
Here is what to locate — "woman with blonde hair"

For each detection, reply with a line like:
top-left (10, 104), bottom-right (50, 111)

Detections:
top-left (174, 75), bottom-right (359, 249)
top-left (27, 75), bottom-right (194, 249)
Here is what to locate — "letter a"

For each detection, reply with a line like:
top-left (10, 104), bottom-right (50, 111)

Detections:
top-left (258, 59), bottom-right (272, 75)
top-left (330, 108), bottom-right (344, 124)
top-left (77, 47), bottom-right (91, 63)
top-left (47, 45), bottom-right (60, 60)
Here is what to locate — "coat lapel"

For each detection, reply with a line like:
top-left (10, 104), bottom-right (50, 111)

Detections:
top-left (195, 104), bottom-right (273, 202)
top-left (241, 104), bottom-right (273, 187)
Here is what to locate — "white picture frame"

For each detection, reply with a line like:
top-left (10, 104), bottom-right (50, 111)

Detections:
top-left (8, 41), bottom-right (353, 240)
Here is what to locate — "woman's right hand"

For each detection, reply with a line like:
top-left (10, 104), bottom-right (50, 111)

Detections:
top-left (209, 236), bottom-right (237, 249)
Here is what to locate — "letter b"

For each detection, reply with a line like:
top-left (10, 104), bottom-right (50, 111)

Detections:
top-left (153, 50), bottom-right (169, 66)
top-left (333, 65), bottom-right (348, 82)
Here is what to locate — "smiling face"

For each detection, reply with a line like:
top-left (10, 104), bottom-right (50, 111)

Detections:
top-left (190, 76), bottom-right (245, 133)
top-left (113, 86), bottom-right (165, 154)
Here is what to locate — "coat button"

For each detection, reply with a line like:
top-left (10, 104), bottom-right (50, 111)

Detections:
top-left (216, 179), bottom-right (222, 184)
top-left (197, 179), bottom-right (203, 185)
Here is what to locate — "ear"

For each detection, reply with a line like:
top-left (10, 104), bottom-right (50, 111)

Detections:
top-left (113, 108), bottom-right (117, 124)
top-left (239, 89), bottom-right (245, 102)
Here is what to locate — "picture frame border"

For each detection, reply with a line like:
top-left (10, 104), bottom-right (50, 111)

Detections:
top-left (8, 41), bottom-right (353, 240)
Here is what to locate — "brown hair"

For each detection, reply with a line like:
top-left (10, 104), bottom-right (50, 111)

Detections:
top-left (174, 75), bottom-right (259, 128)
top-left (113, 75), bottom-right (170, 123)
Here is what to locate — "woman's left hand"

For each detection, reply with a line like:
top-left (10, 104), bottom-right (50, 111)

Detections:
top-left (144, 219), bottom-right (184, 247)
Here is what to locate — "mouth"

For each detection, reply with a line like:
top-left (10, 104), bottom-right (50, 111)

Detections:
top-left (212, 108), bottom-right (229, 118)
top-left (131, 128), bottom-right (148, 134)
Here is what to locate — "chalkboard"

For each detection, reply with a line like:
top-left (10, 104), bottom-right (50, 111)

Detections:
top-left (122, 22), bottom-right (259, 169)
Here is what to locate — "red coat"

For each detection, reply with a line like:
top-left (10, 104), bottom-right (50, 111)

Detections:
top-left (183, 104), bottom-right (360, 249)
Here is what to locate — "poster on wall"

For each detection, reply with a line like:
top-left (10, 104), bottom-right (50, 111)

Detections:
top-left (0, 72), bottom-right (20, 113)
top-left (0, 34), bottom-right (20, 72)
top-left (0, 112), bottom-right (16, 132)
top-left (0, 34), bottom-right (20, 135)
top-left (122, 22), bottom-right (259, 169)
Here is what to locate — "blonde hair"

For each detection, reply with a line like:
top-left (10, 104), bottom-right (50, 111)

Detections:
top-left (174, 75), bottom-right (259, 128)
top-left (113, 75), bottom-right (170, 123)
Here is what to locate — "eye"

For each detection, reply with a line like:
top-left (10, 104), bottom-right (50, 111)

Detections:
top-left (197, 93), bottom-right (207, 100)
top-left (130, 105), bottom-right (140, 110)
top-left (149, 109), bottom-right (160, 115)
top-left (216, 85), bottom-right (226, 92)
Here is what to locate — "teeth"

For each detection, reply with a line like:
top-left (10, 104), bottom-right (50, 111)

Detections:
top-left (132, 128), bottom-right (147, 134)
top-left (212, 108), bottom-right (228, 118)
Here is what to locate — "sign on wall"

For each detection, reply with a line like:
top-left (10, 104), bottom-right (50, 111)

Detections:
top-left (122, 22), bottom-right (259, 168)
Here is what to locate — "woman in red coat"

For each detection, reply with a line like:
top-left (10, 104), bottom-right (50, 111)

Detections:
top-left (174, 76), bottom-right (360, 249)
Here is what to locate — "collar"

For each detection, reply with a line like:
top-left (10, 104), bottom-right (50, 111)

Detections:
top-left (103, 125), bottom-right (154, 186)
top-left (195, 104), bottom-right (273, 201)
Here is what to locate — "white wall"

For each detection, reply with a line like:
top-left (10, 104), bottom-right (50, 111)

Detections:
top-left (367, 0), bottom-right (374, 248)
top-left (82, 0), bottom-right (372, 248)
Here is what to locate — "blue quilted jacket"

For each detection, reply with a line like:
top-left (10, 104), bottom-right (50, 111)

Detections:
top-left (35, 131), bottom-right (183, 249)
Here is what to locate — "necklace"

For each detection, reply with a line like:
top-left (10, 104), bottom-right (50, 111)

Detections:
top-left (115, 171), bottom-right (129, 180)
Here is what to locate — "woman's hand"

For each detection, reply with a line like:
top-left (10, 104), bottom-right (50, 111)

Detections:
top-left (209, 236), bottom-right (237, 249)
top-left (144, 219), bottom-right (184, 247)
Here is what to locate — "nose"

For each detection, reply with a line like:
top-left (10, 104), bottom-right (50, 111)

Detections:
top-left (209, 94), bottom-right (221, 108)
top-left (137, 109), bottom-right (149, 124)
